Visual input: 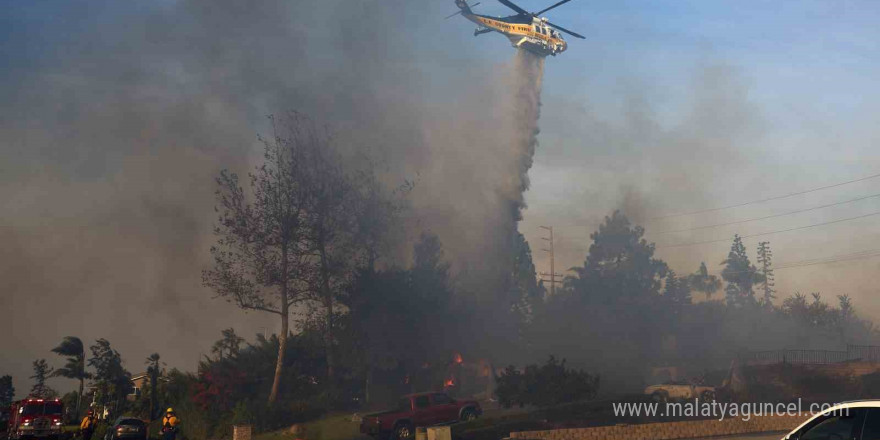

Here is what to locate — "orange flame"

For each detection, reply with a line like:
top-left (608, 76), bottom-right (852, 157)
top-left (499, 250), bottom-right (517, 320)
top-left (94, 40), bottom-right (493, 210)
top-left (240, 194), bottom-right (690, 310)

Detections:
top-left (453, 353), bottom-right (463, 364)
top-left (444, 378), bottom-right (455, 387)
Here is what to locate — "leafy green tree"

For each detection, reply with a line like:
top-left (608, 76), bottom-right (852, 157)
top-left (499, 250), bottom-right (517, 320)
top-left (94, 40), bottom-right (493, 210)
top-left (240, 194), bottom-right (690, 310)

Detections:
top-left (298, 124), bottom-right (361, 386)
top-left (203, 115), bottom-right (312, 405)
top-left (721, 235), bottom-right (762, 307)
top-left (60, 391), bottom-right (80, 421)
top-left (839, 295), bottom-right (854, 322)
top-left (0, 375), bottom-right (14, 406)
top-left (30, 359), bottom-right (57, 399)
top-left (756, 241), bottom-right (776, 305)
top-left (345, 268), bottom-right (414, 403)
top-left (687, 262), bottom-right (721, 300)
top-left (88, 339), bottom-right (130, 414)
top-left (547, 211), bottom-right (669, 373)
top-left (495, 356), bottom-right (599, 408)
top-left (51, 336), bottom-right (90, 418)
top-left (344, 232), bottom-right (456, 403)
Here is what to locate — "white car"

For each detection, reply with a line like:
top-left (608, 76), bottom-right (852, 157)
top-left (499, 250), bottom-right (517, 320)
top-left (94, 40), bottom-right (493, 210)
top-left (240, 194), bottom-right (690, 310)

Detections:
top-left (784, 401), bottom-right (880, 440)
top-left (644, 380), bottom-right (716, 402)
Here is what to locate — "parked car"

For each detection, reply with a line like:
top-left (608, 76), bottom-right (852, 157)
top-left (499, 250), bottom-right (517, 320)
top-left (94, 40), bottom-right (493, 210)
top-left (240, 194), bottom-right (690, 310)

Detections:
top-left (783, 401), bottom-right (880, 440)
top-left (103, 418), bottom-right (147, 440)
top-left (644, 380), bottom-right (716, 403)
top-left (359, 392), bottom-right (481, 440)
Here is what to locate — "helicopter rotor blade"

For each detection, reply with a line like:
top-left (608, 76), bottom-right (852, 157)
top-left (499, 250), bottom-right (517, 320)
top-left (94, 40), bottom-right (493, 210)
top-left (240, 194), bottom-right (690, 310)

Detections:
top-left (497, 0), bottom-right (530, 15)
top-left (545, 20), bottom-right (585, 39)
top-left (445, 2), bottom-right (480, 19)
top-left (535, 0), bottom-right (574, 16)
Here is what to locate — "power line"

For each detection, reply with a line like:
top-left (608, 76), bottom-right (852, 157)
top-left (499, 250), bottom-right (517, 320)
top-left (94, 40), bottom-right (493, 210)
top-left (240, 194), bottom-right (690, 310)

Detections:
top-left (651, 171), bottom-right (880, 220)
top-left (539, 226), bottom-right (563, 296)
top-left (657, 210), bottom-right (880, 249)
top-left (714, 248), bottom-right (880, 275)
top-left (655, 192), bottom-right (880, 235)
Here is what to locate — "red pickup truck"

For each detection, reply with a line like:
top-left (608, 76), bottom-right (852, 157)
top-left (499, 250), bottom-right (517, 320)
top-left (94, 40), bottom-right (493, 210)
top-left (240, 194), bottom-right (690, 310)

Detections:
top-left (359, 392), bottom-right (481, 440)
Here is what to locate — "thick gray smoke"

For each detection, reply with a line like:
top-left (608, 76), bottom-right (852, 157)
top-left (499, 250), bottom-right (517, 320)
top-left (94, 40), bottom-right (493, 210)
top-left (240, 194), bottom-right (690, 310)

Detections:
top-left (507, 50), bottom-right (545, 222)
top-left (0, 0), bottom-right (549, 395)
top-left (6, 0), bottom-right (872, 400)
top-left (489, 49), bottom-right (545, 286)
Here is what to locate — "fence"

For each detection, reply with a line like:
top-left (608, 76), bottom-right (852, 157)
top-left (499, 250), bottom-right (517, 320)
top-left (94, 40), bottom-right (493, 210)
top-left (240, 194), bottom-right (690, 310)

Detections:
top-left (846, 345), bottom-right (880, 362)
top-left (741, 345), bottom-right (880, 365)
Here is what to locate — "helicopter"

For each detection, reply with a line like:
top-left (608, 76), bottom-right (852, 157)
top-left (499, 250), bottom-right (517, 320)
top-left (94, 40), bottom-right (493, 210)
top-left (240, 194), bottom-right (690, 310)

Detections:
top-left (447, 0), bottom-right (585, 57)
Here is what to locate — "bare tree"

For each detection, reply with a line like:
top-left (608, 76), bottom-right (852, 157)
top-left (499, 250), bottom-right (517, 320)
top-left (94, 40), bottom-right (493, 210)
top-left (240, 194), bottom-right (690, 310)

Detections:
top-left (30, 359), bottom-right (57, 399)
top-left (203, 115), bottom-right (311, 405)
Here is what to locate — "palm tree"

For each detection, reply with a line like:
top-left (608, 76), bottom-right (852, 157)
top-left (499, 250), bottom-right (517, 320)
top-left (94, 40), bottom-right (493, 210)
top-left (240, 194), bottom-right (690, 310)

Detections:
top-left (51, 337), bottom-right (90, 418)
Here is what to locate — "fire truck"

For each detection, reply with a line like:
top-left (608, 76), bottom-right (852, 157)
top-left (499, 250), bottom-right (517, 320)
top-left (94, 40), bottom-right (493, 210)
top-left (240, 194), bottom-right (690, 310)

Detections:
top-left (6, 399), bottom-right (63, 440)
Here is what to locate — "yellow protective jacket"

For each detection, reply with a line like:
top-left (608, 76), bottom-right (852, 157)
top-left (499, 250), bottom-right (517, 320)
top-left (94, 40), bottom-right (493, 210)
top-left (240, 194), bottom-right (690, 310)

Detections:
top-left (80, 416), bottom-right (95, 430)
top-left (162, 415), bottom-right (179, 429)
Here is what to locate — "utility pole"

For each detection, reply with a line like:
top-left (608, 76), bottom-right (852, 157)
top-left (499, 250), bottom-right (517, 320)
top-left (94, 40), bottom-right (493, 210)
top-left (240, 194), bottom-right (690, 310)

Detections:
top-left (539, 225), bottom-right (563, 296)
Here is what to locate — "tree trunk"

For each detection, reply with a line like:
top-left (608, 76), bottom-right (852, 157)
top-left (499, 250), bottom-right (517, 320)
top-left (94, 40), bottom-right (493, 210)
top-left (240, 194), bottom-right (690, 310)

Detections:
top-left (318, 233), bottom-right (336, 381)
top-left (364, 367), bottom-right (372, 405)
top-left (150, 367), bottom-right (158, 421)
top-left (268, 299), bottom-right (289, 404)
top-left (324, 290), bottom-right (334, 379)
top-left (77, 376), bottom-right (84, 419)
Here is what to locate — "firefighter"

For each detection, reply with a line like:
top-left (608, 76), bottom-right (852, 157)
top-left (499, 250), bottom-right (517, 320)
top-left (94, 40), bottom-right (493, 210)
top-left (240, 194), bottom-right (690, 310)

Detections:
top-left (161, 408), bottom-right (180, 440)
top-left (80, 410), bottom-right (96, 440)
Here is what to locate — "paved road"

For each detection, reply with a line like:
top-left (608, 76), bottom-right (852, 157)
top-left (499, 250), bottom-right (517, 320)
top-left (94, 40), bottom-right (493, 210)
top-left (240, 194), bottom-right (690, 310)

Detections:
top-left (692, 431), bottom-right (788, 440)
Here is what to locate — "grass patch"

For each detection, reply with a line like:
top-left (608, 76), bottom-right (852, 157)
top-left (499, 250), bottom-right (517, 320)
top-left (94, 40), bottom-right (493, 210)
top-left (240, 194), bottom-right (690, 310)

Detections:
top-left (253, 414), bottom-right (361, 440)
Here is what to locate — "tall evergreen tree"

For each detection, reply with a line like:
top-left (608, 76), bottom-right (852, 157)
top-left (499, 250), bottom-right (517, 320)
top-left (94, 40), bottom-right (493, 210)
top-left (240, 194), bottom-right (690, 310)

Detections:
top-left (756, 241), bottom-right (776, 305)
top-left (721, 235), bottom-right (762, 307)
top-left (566, 210), bottom-right (668, 302)
top-left (664, 270), bottom-right (692, 308)
top-left (510, 232), bottom-right (543, 327)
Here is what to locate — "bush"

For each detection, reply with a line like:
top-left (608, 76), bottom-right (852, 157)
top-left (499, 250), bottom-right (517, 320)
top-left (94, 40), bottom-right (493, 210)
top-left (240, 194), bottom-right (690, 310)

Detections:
top-left (495, 356), bottom-right (600, 408)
